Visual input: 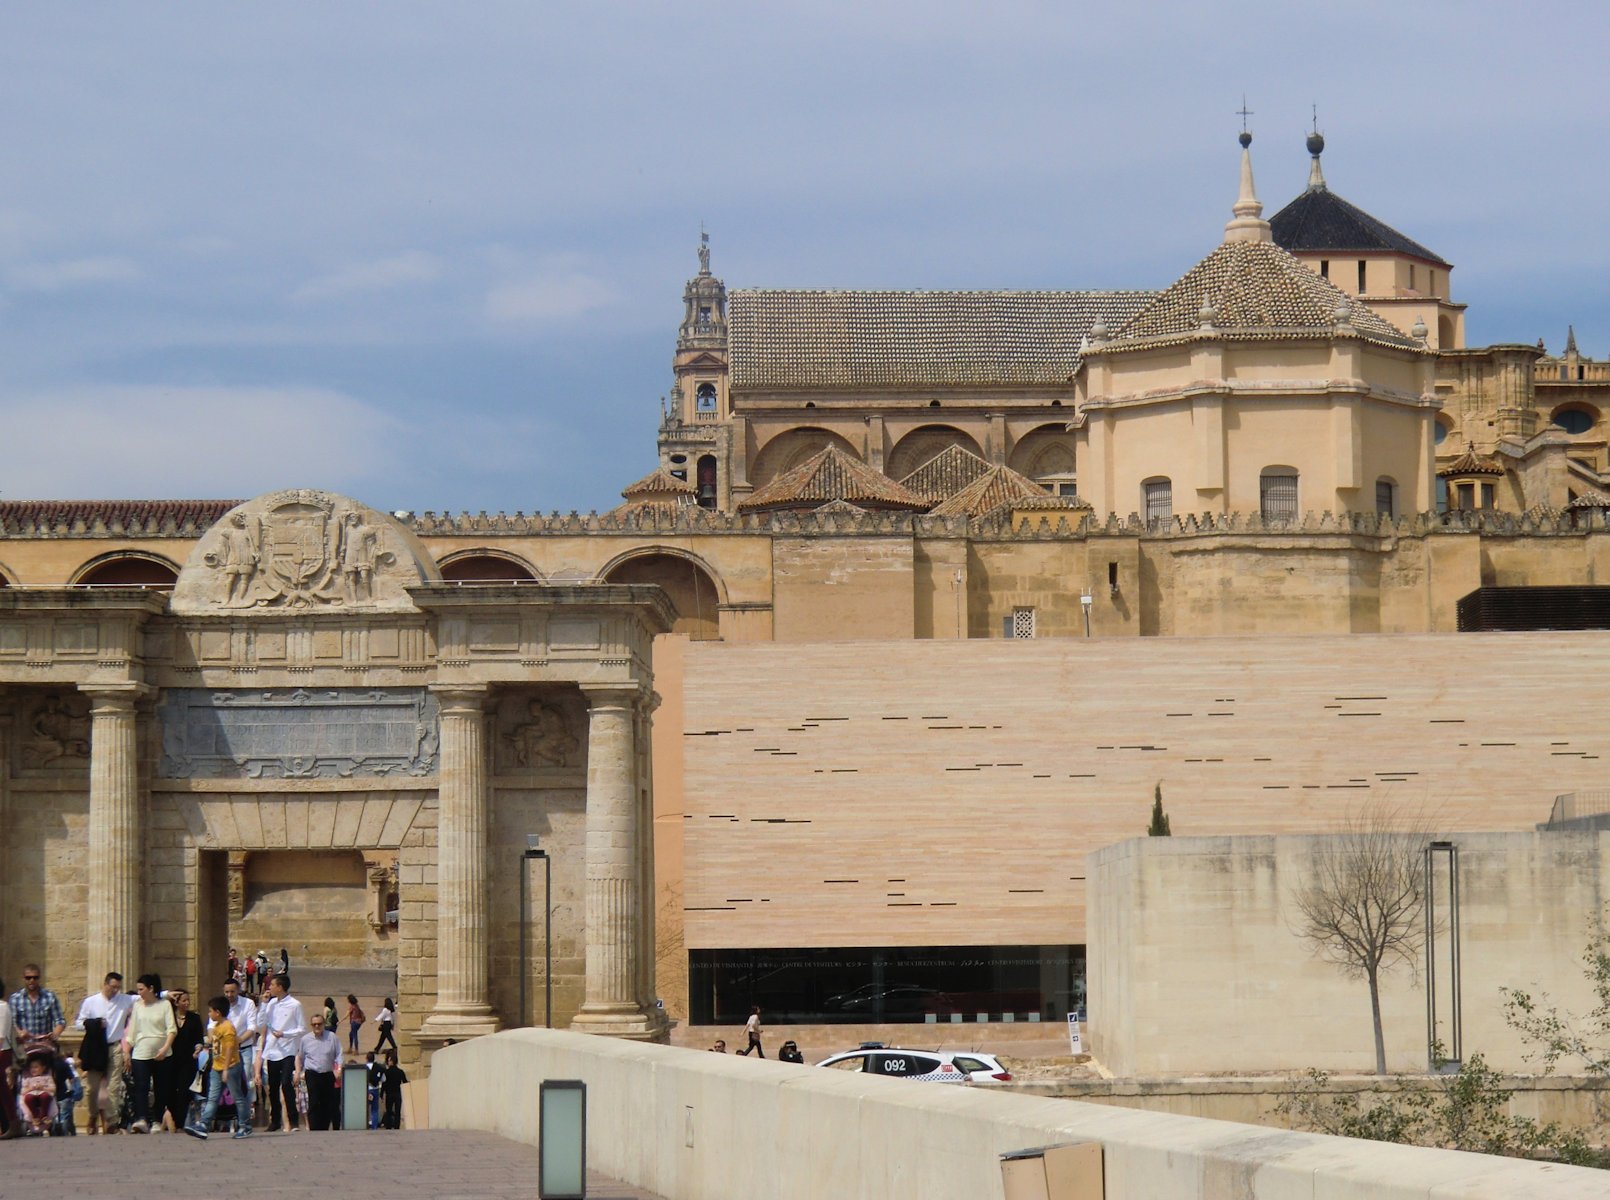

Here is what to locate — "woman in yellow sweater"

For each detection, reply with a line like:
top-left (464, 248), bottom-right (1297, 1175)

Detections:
top-left (120, 974), bottom-right (176, 1134)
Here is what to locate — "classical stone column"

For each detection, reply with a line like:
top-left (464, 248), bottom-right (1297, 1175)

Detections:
top-left (572, 684), bottom-right (665, 1039)
top-left (84, 687), bottom-right (143, 991)
top-left (420, 685), bottom-right (499, 1039)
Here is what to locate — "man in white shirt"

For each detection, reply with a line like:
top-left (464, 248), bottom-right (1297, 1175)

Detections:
top-left (75, 972), bottom-right (135, 1134)
top-left (294, 1012), bottom-right (343, 1131)
top-left (217, 978), bottom-right (258, 1103)
top-left (255, 973), bottom-right (305, 1132)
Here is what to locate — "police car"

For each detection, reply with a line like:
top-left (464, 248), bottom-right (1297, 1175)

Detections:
top-left (814, 1043), bottom-right (1012, 1084)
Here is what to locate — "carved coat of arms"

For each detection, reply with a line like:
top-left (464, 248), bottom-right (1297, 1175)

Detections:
top-left (201, 491), bottom-right (395, 609)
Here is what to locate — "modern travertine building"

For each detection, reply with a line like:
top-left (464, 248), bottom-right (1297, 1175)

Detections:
top-left (5, 133), bottom-right (1610, 1043)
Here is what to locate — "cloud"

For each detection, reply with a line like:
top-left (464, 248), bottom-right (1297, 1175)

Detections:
top-left (0, 384), bottom-right (407, 499)
top-left (7, 256), bottom-right (141, 292)
top-left (484, 271), bottom-right (616, 323)
top-left (293, 250), bottom-right (442, 301)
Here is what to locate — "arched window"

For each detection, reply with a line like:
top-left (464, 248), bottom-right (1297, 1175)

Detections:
top-left (1259, 467), bottom-right (1299, 525)
top-left (1142, 477), bottom-right (1172, 527)
top-left (1375, 477), bottom-right (1397, 519)
top-left (695, 383), bottom-right (717, 413)
top-left (1552, 407), bottom-right (1596, 436)
top-left (696, 455), bottom-right (718, 509)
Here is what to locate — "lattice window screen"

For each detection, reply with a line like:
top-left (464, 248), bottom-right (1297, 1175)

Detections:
top-left (1011, 608), bottom-right (1036, 639)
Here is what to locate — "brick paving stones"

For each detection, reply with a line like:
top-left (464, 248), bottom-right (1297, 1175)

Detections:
top-left (0, 1129), bottom-right (665, 1200)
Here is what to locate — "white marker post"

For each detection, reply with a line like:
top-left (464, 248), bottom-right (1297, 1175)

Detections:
top-left (1067, 1013), bottom-right (1083, 1056)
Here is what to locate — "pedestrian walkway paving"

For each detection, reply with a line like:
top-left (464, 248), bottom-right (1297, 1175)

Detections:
top-left (1, 1129), bottom-right (667, 1199)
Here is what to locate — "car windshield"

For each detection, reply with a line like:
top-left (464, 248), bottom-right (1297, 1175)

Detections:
top-left (824, 1055), bottom-right (866, 1072)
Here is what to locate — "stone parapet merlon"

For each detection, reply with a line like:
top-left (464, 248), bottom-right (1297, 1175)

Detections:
top-left (7, 498), bottom-right (1610, 545)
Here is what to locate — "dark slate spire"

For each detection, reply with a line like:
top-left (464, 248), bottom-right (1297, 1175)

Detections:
top-left (1268, 131), bottom-right (1450, 269)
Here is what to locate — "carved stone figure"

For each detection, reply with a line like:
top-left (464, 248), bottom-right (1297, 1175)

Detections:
top-left (20, 692), bottom-right (92, 768)
top-left (339, 511), bottom-right (381, 604)
top-left (208, 513), bottom-right (261, 606)
top-left (504, 699), bottom-right (579, 768)
top-left (173, 489), bottom-right (438, 615)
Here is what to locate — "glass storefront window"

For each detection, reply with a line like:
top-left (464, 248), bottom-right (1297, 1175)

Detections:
top-left (687, 944), bottom-right (1084, 1025)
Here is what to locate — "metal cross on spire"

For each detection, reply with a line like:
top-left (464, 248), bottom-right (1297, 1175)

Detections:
top-left (1236, 96), bottom-right (1254, 132)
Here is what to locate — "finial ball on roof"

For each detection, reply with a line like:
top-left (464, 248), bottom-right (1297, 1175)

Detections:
top-left (1306, 131), bottom-right (1325, 156)
top-left (1238, 130), bottom-right (1252, 149)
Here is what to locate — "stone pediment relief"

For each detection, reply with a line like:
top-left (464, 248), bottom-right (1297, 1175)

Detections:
top-left (171, 490), bottom-right (441, 615)
top-left (16, 691), bottom-right (91, 772)
top-left (493, 690), bottom-right (586, 775)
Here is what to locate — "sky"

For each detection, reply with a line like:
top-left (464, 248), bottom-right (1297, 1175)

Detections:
top-left (2, 2), bottom-right (1608, 514)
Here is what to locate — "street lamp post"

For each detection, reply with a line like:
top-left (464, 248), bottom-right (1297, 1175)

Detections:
top-left (520, 835), bottom-right (553, 1029)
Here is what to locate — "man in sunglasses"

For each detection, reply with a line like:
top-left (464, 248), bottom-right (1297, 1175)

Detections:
top-left (8, 965), bottom-right (64, 1055)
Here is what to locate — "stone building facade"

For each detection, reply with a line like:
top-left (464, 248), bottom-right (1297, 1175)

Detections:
top-left (6, 133), bottom-right (1610, 1041)
top-left (0, 489), bottom-right (673, 1066)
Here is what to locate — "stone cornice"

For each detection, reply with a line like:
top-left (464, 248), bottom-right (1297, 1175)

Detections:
top-left (408, 583), bottom-right (677, 637)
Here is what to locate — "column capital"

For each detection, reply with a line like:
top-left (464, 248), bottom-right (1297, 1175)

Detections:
top-left (79, 683), bottom-right (152, 712)
top-left (579, 682), bottom-right (643, 709)
top-left (429, 682), bottom-right (492, 713)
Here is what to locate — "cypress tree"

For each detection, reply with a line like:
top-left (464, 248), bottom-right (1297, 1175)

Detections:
top-left (1147, 783), bottom-right (1172, 836)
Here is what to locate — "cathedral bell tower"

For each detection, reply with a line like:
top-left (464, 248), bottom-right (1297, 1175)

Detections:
top-left (660, 232), bottom-right (734, 510)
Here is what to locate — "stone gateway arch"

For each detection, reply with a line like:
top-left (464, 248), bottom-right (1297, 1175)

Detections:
top-left (0, 490), bottom-right (673, 1066)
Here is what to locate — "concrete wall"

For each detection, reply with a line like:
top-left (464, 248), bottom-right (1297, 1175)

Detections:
top-left (1090, 832), bottom-right (1610, 1077)
top-left (429, 1028), bottom-right (1610, 1200)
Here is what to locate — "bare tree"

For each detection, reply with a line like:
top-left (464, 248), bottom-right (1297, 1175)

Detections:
top-left (1291, 805), bottom-right (1430, 1075)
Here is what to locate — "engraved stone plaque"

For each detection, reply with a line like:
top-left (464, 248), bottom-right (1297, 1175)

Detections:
top-left (159, 687), bottom-right (439, 779)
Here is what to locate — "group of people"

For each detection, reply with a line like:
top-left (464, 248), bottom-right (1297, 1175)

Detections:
top-left (224, 947), bottom-right (288, 999)
top-left (708, 1008), bottom-right (804, 1062)
top-left (0, 960), bottom-right (408, 1139)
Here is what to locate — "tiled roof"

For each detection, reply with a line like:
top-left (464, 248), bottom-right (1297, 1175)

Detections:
top-left (0, 499), bottom-right (238, 536)
top-left (1110, 240), bottom-right (1421, 351)
top-left (737, 446), bottom-right (928, 512)
top-left (896, 443), bottom-right (993, 502)
top-left (621, 468), bottom-right (696, 499)
top-left (1009, 494), bottom-right (1093, 512)
top-left (1438, 442), bottom-right (1505, 478)
top-left (929, 465), bottom-right (1049, 517)
top-left (1269, 188), bottom-right (1449, 268)
top-left (1567, 490), bottom-right (1610, 510)
top-left (728, 289), bottom-right (1155, 390)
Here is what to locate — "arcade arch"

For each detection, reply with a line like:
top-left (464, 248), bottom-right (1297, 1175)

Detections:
top-left (1008, 425), bottom-right (1079, 495)
top-left (601, 549), bottom-right (723, 640)
top-left (437, 549), bottom-right (542, 583)
top-left (70, 551), bottom-right (182, 589)
top-left (885, 426), bottom-right (983, 481)
top-left (750, 427), bottom-right (860, 489)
